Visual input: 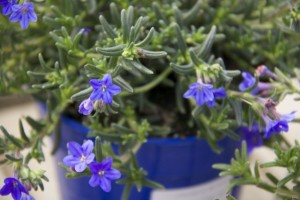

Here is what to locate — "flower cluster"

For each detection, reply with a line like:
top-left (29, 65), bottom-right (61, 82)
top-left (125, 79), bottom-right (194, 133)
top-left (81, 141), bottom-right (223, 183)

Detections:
top-left (0, 177), bottom-right (34, 200)
top-left (237, 66), bottom-right (296, 153)
top-left (78, 74), bottom-right (122, 115)
top-left (0, 0), bottom-right (37, 29)
top-left (63, 140), bottom-right (121, 192)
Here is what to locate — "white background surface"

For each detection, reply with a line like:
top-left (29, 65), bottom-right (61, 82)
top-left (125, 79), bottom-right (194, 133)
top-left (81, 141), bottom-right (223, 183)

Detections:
top-left (0, 84), bottom-right (299, 200)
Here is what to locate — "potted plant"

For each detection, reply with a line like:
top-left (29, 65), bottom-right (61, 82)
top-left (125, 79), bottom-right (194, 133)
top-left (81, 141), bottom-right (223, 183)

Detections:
top-left (1, 0), bottom-right (300, 200)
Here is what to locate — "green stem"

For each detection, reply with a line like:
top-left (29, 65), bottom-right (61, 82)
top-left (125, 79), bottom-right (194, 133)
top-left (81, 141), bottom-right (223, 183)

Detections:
top-left (121, 67), bottom-right (173, 96)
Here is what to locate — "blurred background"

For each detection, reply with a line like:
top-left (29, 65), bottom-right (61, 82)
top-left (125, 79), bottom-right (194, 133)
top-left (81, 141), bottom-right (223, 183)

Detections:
top-left (0, 80), bottom-right (299, 200)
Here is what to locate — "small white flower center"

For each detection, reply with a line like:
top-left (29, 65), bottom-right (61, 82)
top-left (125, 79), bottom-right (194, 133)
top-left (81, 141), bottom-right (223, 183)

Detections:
top-left (98, 170), bottom-right (105, 176)
top-left (80, 155), bottom-right (86, 162)
top-left (102, 85), bottom-right (107, 92)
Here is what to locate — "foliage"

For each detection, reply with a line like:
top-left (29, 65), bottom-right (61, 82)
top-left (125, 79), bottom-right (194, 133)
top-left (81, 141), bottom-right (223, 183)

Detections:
top-left (1, 0), bottom-right (300, 199)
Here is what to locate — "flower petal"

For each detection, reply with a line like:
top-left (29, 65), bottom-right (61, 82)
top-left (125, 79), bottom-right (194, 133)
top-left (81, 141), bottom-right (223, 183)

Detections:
top-left (102, 92), bottom-right (113, 104)
top-left (105, 168), bottom-right (121, 180)
top-left (20, 14), bottom-right (29, 29)
top-left (89, 79), bottom-right (102, 89)
top-left (89, 89), bottom-right (102, 101)
top-left (100, 157), bottom-right (113, 170)
top-left (102, 74), bottom-right (112, 86)
top-left (9, 11), bottom-right (20, 22)
top-left (67, 141), bottom-right (83, 156)
top-left (89, 162), bottom-right (100, 174)
top-left (99, 177), bottom-right (111, 192)
top-left (75, 162), bottom-right (87, 172)
top-left (63, 155), bottom-right (80, 166)
top-left (85, 154), bottom-right (95, 164)
top-left (82, 140), bottom-right (94, 155)
top-left (0, 183), bottom-right (12, 195)
top-left (108, 84), bottom-right (121, 95)
top-left (89, 175), bottom-right (100, 187)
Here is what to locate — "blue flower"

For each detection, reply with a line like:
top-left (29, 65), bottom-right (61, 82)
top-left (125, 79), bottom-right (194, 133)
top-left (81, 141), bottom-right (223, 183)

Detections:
top-left (63, 140), bottom-right (95, 172)
top-left (0, 177), bottom-right (28, 200)
top-left (239, 72), bottom-right (257, 92)
top-left (20, 193), bottom-right (35, 200)
top-left (237, 123), bottom-right (263, 154)
top-left (264, 111), bottom-right (296, 139)
top-left (89, 158), bottom-right (121, 192)
top-left (255, 65), bottom-right (277, 79)
top-left (207, 87), bottom-right (226, 107)
top-left (183, 82), bottom-right (226, 107)
top-left (78, 98), bottom-right (94, 115)
top-left (0, 0), bottom-right (16, 15)
top-left (89, 74), bottom-right (121, 104)
top-left (9, 2), bottom-right (37, 29)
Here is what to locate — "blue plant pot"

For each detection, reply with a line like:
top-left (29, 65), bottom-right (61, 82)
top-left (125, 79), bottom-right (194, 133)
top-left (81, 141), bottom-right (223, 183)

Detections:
top-left (54, 115), bottom-right (237, 200)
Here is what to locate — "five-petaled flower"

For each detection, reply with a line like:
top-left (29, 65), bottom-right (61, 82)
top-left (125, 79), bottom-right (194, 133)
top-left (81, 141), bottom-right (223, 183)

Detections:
top-left (0, 177), bottom-right (29, 200)
top-left (78, 98), bottom-right (94, 115)
top-left (0, 0), bottom-right (16, 15)
top-left (89, 158), bottom-right (121, 192)
top-left (264, 111), bottom-right (296, 139)
top-left (237, 123), bottom-right (263, 154)
top-left (183, 82), bottom-right (226, 107)
top-left (89, 74), bottom-right (121, 104)
top-left (9, 2), bottom-right (37, 29)
top-left (63, 140), bottom-right (95, 172)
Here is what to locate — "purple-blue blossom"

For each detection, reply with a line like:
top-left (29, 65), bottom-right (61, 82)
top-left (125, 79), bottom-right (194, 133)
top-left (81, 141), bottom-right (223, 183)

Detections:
top-left (0, 177), bottom-right (28, 200)
top-left (237, 123), bottom-right (263, 154)
top-left (9, 2), bottom-right (37, 29)
top-left (264, 111), bottom-right (296, 139)
top-left (89, 74), bottom-right (121, 104)
top-left (183, 82), bottom-right (226, 107)
top-left (239, 72), bottom-right (257, 92)
top-left (78, 98), bottom-right (94, 115)
top-left (89, 157), bottom-right (121, 192)
top-left (255, 65), bottom-right (277, 79)
top-left (0, 0), bottom-right (16, 15)
top-left (63, 140), bottom-right (95, 172)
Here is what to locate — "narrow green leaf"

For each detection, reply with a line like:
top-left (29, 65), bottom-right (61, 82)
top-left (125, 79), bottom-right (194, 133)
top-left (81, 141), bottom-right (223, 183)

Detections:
top-left (141, 178), bottom-right (164, 189)
top-left (135, 27), bottom-right (155, 47)
top-left (121, 9), bottom-right (129, 43)
top-left (95, 137), bottom-right (103, 162)
top-left (99, 15), bottom-right (117, 38)
top-left (170, 63), bottom-right (194, 74)
top-left (114, 75), bottom-right (134, 93)
top-left (196, 25), bottom-right (216, 59)
top-left (133, 17), bottom-right (144, 42)
top-left (25, 117), bottom-right (45, 132)
top-left (85, 64), bottom-right (106, 76)
top-left (121, 184), bottom-right (132, 200)
top-left (19, 120), bottom-right (30, 143)
top-left (122, 59), bottom-right (153, 74)
top-left (109, 3), bottom-right (121, 27)
top-left (189, 50), bottom-right (203, 66)
top-left (254, 161), bottom-right (260, 179)
top-left (0, 126), bottom-right (24, 149)
top-left (126, 6), bottom-right (134, 28)
top-left (183, 0), bottom-right (202, 24)
top-left (174, 6), bottom-right (183, 28)
top-left (71, 87), bottom-right (93, 101)
top-left (278, 173), bottom-right (295, 187)
top-left (174, 23), bottom-right (187, 56)
top-left (5, 154), bottom-right (23, 162)
top-left (96, 44), bottom-right (126, 56)
top-left (136, 48), bottom-right (167, 59)
top-left (86, 0), bottom-right (96, 14)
